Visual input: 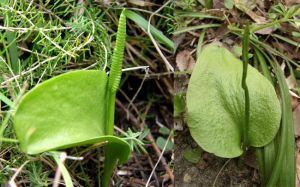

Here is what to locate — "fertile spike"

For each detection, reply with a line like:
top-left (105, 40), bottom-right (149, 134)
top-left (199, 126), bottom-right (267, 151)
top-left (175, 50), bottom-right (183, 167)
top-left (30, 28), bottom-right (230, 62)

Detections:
top-left (108, 9), bottom-right (126, 93)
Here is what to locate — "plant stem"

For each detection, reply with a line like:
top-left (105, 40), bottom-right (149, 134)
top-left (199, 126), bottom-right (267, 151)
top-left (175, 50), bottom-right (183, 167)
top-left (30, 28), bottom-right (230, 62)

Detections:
top-left (241, 25), bottom-right (250, 149)
top-left (250, 19), bottom-right (283, 33)
top-left (107, 91), bottom-right (116, 135)
top-left (106, 9), bottom-right (126, 135)
top-left (103, 10), bottom-right (127, 187)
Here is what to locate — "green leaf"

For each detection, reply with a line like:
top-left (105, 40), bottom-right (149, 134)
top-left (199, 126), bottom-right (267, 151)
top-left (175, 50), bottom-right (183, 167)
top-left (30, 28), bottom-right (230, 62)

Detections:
top-left (183, 147), bottom-right (202, 164)
top-left (13, 70), bottom-right (131, 164)
top-left (14, 70), bottom-right (107, 153)
top-left (159, 126), bottom-right (171, 135)
top-left (186, 43), bottom-right (281, 158)
top-left (156, 137), bottom-right (173, 152)
top-left (224, 0), bottom-right (234, 9)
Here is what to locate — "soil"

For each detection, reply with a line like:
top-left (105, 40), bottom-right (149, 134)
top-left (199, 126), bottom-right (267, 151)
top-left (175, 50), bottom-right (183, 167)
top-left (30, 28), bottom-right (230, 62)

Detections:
top-left (174, 127), bottom-right (260, 187)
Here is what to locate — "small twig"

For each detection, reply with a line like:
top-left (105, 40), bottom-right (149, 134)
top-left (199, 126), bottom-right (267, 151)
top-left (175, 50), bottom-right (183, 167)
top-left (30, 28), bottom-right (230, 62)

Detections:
top-left (1, 56), bottom-right (58, 86)
top-left (146, 155), bottom-right (160, 187)
top-left (1, 58), bottom-right (21, 91)
top-left (212, 159), bottom-right (232, 187)
top-left (141, 100), bottom-right (153, 130)
top-left (145, 132), bottom-right (173, 187)
top-left (5, 6), bottom-right (74, 57)
top-left (8, 160), bottom-right (30, 187)
top-left (0, 25), bottom-right (71, 32)
top-left (126, 43), bottom-right (157, 69)
top-left (127, 67), bottom-right (149, 111)
top-left (76, 0), bottom-right (85, 16)
top-left (122, 66), bottom-right (149, 72)
top-left (53, 152), bottom-right (67, 187)
top-left (32, 2), bottom-right (66, 25)
top-left (147, 0), bottom-right (174, 72)
top-left (116, 99), bottom-right (174, 183)
top-left (133, 154), bottom-right (147, 180)
top-left (119, 89), bottom-right (140, 119)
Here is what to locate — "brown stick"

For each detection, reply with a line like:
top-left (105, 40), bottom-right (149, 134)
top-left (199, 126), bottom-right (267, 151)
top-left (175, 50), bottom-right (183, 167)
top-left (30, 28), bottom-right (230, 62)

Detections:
top-left (116, 99), bottom-right (174, 183)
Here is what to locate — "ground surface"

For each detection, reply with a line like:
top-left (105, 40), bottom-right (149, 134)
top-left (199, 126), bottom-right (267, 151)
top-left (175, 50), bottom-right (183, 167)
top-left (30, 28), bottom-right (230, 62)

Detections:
top-left (174, 128), bottom-right (259, 187)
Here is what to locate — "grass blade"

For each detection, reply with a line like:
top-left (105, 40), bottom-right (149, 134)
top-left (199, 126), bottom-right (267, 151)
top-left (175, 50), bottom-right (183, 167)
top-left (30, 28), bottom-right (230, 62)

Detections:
top-left (254, 48), bottom-right (273, 83)
top-left (253, 48), bottom-right (276, 185)
top-left (123, 9), bottom-right (174, 52)
top-left (173, 24), bottom-right (220, 35)
top-left (250, 37), bottom-right (295, 186)
top-left (0, 91), bottom-right (13, 108)
top-left (196, 30), bottom-right (206, 59)
top-left (174, 11), bottom-right (223, 20)
top-left (272, 34), bottom-right (300, 48)
top-left (5, 12), bottom-right (20, 73)
top-left (52, 152), bottom-right (74, 187)
top-left (261, 51), bottom-right (295, 187)
top-left (0, 137), bottom-right (19, 143)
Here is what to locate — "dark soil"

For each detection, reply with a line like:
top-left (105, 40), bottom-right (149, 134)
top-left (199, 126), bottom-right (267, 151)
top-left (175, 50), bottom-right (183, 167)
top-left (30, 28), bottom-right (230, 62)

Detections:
top-left (174, 127), bottom-right (260, 187)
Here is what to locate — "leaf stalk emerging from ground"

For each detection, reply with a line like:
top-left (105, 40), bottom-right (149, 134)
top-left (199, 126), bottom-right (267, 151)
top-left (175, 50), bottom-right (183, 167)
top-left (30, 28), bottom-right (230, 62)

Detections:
top-left (241, 25), bottom-right (250, 150)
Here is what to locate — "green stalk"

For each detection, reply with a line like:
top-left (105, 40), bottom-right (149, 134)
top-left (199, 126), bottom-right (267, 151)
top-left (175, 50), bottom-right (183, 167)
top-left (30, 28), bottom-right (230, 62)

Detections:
top-left (106, 9), bottom-right (126, 135)
top-left (102, 148), bottom-right (118, 187)
top-left (107, 91), bottom-right (116, 135)
top-left (241, 25), bottom-right (250, 149)
top-left (103, 9), bottom-right (126, 187)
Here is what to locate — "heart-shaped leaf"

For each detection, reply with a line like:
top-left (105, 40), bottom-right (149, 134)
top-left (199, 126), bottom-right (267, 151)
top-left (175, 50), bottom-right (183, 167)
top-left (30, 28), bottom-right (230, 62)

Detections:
top-left (14, 70), bottom-right (130, 163)
top-left (187, 43), bottom-right (281, 158)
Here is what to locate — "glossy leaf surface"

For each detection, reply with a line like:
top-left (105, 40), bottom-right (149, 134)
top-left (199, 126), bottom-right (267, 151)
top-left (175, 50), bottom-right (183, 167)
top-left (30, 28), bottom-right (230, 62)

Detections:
top-left (187, 44), bottom-right (281, 158)
top-left (14, 70), bottom-right (130, 163)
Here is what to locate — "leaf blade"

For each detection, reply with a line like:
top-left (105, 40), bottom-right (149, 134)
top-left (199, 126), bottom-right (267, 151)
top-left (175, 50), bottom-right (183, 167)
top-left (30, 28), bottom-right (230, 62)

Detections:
top-left (187, 43), bottom-right (281, 158)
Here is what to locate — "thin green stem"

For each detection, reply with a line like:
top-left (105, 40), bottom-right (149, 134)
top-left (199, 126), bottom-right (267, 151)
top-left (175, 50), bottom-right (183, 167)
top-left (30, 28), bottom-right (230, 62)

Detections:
top-left (241, 25), bottom-right (250, 149)
top-left (250, 19), bottom-right (284, 33)
top-left (107, 91), bottom-right (116, 135)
